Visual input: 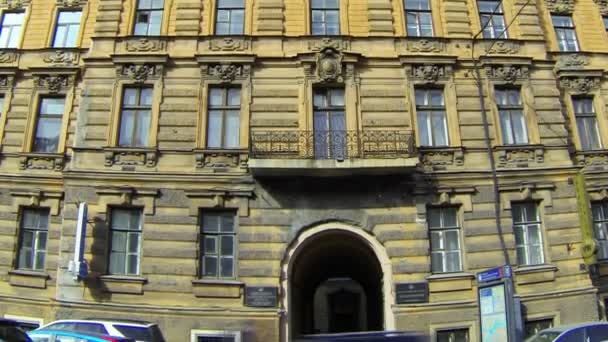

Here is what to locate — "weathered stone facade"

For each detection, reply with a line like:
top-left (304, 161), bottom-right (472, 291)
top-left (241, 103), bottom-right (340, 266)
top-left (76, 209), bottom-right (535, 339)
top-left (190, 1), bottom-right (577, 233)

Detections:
top-left (0, 0), bottom-right (607, 341)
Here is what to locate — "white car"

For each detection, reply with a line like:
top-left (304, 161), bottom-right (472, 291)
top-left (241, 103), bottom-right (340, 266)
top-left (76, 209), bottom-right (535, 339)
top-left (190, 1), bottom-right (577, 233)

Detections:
top-left (36, 319), bottom-right (165, 342)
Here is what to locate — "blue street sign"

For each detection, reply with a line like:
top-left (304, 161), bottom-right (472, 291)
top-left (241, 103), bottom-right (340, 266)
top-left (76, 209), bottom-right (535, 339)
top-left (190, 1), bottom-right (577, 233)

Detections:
top-left (477, 265), bottom-right (512, 283)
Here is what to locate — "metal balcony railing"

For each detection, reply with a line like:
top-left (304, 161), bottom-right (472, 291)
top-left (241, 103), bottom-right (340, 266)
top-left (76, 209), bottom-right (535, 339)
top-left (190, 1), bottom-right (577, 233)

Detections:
top-left (250, 130), bottom-right (415, 159)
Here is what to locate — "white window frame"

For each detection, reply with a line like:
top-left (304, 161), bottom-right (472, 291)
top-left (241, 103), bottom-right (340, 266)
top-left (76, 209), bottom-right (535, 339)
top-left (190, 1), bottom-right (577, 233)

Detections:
top-left (200, 211), bottom-right (237, 279)
top-left (206, 87), bottom-right (241, 149)
top-left (592, 201), bottom-right (608, 261)
top-left (0, 11), bottom-right (25, 48)
top-left (404, 0), bottom-right (433, 37)
top-left (215, 0), bottom-right (245, 35)
top-left (496, 87), bottom-right (528, 145)
top-left (478, 0), bottom-right (508, 39)
top-left (415, 88), bottom-right (449, 147)
top-left (572, 96), bottom-right (603, 151)
top-left (52, 10), bottom-right (82, 48)
top-left (18, 208), bottom-right (50, 272)
top-left (552, 15), bottom-right (579, 52)
top-left (428, 207), bottom-right (463, 273)
top-left (512, 202), bottom-right (545, 266)
top-left (108, 208), bottom-right (143, 276)
top-left (190, 330), bottom-right (241, 342)
top-left (133, 0), bottom-right (164, 36)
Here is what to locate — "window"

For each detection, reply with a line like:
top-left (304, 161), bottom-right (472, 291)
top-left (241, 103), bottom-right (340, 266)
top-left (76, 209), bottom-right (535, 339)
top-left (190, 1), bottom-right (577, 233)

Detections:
top-left (32, 97), bottom-right (65, 153)
top-left (215, 0), bottom-right (244, 35)
top-left (512, 202), bottom-right (544, 266)
top-left (428, 207), bottom-right (462, 273)
top-left (592, 202), bottom-right (608, 260)
top-left (191, 330), bottom-right (241, 342)
top-left (109, 208), bottom-right (142, 275)
top-left (133, 0), bottom-right (163, 35)
top-left (524, 319), bottom-right (553, 339)
top-left (604, 17), bottom-right (608, 33)
top-left (313, 88), bottom-right (346, 159)
top-left (437, 329), bottom-right (469, 342)
top-left (415, 88), bottom-right (448, 147)
top-left (552, 15), bottom-right (579, 51)
top-left (404, 0), bottom-right (433, 37)
top-left (17, 208), bottom-right (49, 271)
top-left (119, 87), bottom-right (152, 147)
top-left (200, 211), bottom-right (236, 279)
top-left (311, 0), bottom-right (340, 35)
top-left (207, 87), bottom-right (240, 149)
top-left (496, 88), bottom-right (528, 145)
top-left (52, 10), bottom-right (82, 48)
top-left (478, 0), bottom-right (507, 39)
top-left (0, 12), bottom-right (24, 48)
top-left (573, 97), bottom-right (602, 151)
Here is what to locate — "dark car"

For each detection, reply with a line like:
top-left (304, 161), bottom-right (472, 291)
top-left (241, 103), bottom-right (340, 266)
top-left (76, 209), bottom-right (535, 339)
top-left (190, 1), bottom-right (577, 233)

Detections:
top-left (526, 322), bottom-right (608, 342)
top-left (0, 318), bottom-right (32, 342)
top-left (295, 331), bottom-right (429, 342)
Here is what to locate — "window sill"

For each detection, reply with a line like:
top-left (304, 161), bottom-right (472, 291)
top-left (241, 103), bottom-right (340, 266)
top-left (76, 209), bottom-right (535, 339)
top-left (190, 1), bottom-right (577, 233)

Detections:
top-left (194, 149), bottom-right (249, 170)
top-left (99, 275), bottom-right (147, 295)
top-left (192, 279), bottom-right (244, 298)
top-left (18, 152), bottom-right (65, 171)
top-left (426, 272), bottom-right (474, 292)
top-left (103, 147), bottom-right (158, 167)
top-left (513, 264), bottom-right (557, 285)
top-left (493, 144), bottom-right (545, 167)
top-left (9, 269), bottom-right (50, 289)
top-left (418, 146), bottom-right (465, 170)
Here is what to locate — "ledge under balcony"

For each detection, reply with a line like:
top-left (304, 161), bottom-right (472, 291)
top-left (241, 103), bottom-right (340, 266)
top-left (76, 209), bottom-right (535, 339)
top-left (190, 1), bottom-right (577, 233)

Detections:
top-left (248, 130), bottom-right (418, 176)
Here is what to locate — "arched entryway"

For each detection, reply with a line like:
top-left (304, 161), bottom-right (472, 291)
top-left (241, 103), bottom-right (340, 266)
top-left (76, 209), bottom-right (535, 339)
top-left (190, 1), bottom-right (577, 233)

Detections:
top-left (280, 223), bottom-right (394, 341)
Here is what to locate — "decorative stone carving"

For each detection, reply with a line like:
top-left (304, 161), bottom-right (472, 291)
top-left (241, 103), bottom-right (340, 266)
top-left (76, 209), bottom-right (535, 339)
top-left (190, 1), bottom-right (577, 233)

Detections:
top-left (0, 0), bottom-right (27, 9)
top-left (57, 0), bottom-right (87, 7)
top-left (407, 39), bottom-right (445, 53)
top-left (576, 151), bottom-right (608, 167)
top-left (420, 147), bottom-right (464, 171)
top-left (595, 0), bottom-right (608, 15)
top-left (308, 38), bottom-right (350, 52)
top-left (125, 38), bottom-right (166, 52)
top-left (205, 64), bottom-right (248, 83)
top-left (556, 54), bottom-right (588, 69)
top-left (36, 75), bottom-right (70, 93)
top-left (0, 75), bottom-right (13, 88)
top-left (486, 65), bottom-right (529, 84)
top-left (559, 76), bottom-right (600, 94)
top-left (484, 40), bottom-right (521, 55)
top-left (19, 155), bottom-right (65, 171)
top-left (209, 37), bottom-right (250, 51)
top-left (43, 50), bottom-right (78, 65)
top-left (410, 64), bottom-right (448, 84)
top-left (121, 64), bottom-right (159, 83)
top-left (496, 146), bottom-right (545, 168)
top-left (104, 150), bottom-right (158, 167)
top-left (316, 48), bottom-right (343, 83)
top-left (546, 0), bottom-right (575, 13)
top-left (195, 151), bottom-right (248, 170)
top-left (0, 51), bottom-right (18, 63)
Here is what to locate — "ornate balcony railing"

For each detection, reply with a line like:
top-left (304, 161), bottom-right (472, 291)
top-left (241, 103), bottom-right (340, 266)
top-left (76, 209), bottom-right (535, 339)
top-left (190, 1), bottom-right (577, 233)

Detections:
top-left (250, 130), bottom-right (415, 159)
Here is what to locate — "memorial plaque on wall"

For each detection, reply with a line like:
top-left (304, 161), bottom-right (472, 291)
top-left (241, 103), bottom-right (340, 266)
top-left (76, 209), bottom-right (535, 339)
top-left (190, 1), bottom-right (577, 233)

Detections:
top-left (395, 282), bottom-right (429, 304)
top-left (245, 286), bottom-right (278, 307)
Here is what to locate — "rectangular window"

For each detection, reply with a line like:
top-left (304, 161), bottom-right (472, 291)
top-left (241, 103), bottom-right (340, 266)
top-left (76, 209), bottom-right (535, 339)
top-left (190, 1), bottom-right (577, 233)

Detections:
top-left (311, 0), bottom-right (340, 35)
top-left (52, 10), bottom-right (82, 48)
top-left (512, 202), bottom-right (544, 266)
top-left (428, 207), bottom-right (462, 273)
top-left (109, 208), bottom-right (142, 275)
top-left (191, 330), bottom-right (241, 342)
top-left (496, 88), bottom-right (528, 145)
top-left (592, 202), bottom-right (608, 260)
top-left (215, 0), bottom-right (245, 35)
top-left (207, 87), bottom-right (240, 149)
top-left (415, 88), bottom-right (448, 147)
top-left (133, 0), bottom-right (163, 35)
top-left (17, 208), bottom-right (49, 271)
top-left (33, 97), bottom-right (65, 153)
top-left (0, 12), bottom-right (24, 48)
top-left (478, 0), bottom-right (507, 39)
top-left (604, 17), bottom-right (608, 33)
top-left (437, 329), bottom-right (469, 342)
top-left (524, 319), bottom-right (553, 340)
top-left (552, 15), bottom-right (579, 51)
top-left (200, 211), bottom-right (236, 279)
top-left (404, 0), bottom-right (433, 37)
top-left (119, 87), bottom-right (152, 147)
top-left (313, 88), bottom-right (346, 159)
top-left (573, 97), bottom-right (602, 151)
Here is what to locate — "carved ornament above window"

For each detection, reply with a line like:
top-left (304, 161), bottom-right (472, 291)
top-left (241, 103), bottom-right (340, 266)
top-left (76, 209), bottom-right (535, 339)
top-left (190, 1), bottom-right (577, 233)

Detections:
top-left (495, 145), bottom-right (545, 168)
top-left (125, 38), bottom-right (166, 52)
top-left (406, 39), bottom-right (446, 53)
top-left (410, 64), bottom-right (451, 84)
top-left (0, 0), bottom-right (29, 10)
top-left (559, 76), bottom-right (601, 94)
top-left (34, 74), bottom-right (73, 93)
top-left (308, 37), bottom-right (350, 52)
top-left (209, 37), bottom-right (251, 51)
top-left (0, 51), bottom-right (18, 64)
top-left (419, 147), bottom-right (465, 171)
top-left (316, 48), bottom-right (343, 83)
top-left (43, 50), bottom-right (79, 66)
top-left (594, 0), bottom-right (608, 15)
top-left (104, 148), bottom-right (158, 167)
top-left (57, 0), bottom-right (87, 7)
top-left (556, 54), bottom-right (589, 70)
top-left (486, 65), bottom-right (530, 84)
top-left (0, 74), bottom-right (15, 89)
top-left (119, 64), bottom-right (161, 83)
top-left (483, 40), bottom-right (521, 55)
top-left (19, 153), bottom-right (65, 171)
top-left (546, 0), bottom-right (576, 13)
top-left (202, 64), bottom-right (251, 83)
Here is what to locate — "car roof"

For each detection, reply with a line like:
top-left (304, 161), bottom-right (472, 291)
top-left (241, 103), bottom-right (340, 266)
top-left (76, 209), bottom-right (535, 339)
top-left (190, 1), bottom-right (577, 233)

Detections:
top-left (44, 319), bottom-right (155, 326)
top-left (30, 329), bottom-right (132, 341)
top-left (542, 322), bottom-right (608, 334)
top-left (0, 318), bottom-right (21, 326)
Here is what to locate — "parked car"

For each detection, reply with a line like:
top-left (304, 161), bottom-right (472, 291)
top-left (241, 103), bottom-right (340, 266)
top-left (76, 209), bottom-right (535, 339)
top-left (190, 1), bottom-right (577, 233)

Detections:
top-left (28, 329), bottom-right (134, 342)
top-left (36, 320), bottom-right (165, 342)
top-left (526, 321), bottom-right (608, 342)
top-left (0, 318), bottom-right (32, 342)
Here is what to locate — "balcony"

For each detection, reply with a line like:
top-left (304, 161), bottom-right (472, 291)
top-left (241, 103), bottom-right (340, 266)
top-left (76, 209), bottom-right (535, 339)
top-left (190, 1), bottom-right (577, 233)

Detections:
top-left (248, 130), bottom-right (418, 176)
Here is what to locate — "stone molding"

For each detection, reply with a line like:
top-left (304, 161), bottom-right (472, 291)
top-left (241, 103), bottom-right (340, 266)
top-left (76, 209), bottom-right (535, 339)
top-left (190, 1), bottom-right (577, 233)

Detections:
top-left (0, 73), bottom-right (15, 89)
top-left (494, 145), bottom-right (545, 168)
top-left (194, 149), bottom-right (248, 170)
top-left (485, 65), bottom-right (530, 84)
top-left (8, 270), bottom-right (50, 289)
top-left (0, 0), bottom-right (30, 9)
top-left (99, 275), bottom-right (147, 294)
top-left (556, 53), bottom-right (589, 70)
top-left (34, 74), bottom-right (74, 93)
top-left (316, 48), bottom-right (343, 83)
top-left (18, 152), bottom-right (66, 171)
top-left (498, 182), bottom-right (555, 209)
top-left (0, 50), bottom-right (18, 64)
top-left (483, 40), bottom-right (521, 55)
top-left (546, 0), bottom-right (575, 13)
top-left (419, 146), bottom-right (464, 171)
top-left (57, 0), bottom-right (87, 7)
top-left (559, 76), bottom-right (601, 94)
top-left (95, 186), bottom-right (159, 215)
top-left (428, 186), bottom-right (476, 213)
top-left (185, 188), bottom-right (254, 217)
top-left (203, 64), bottom-right (250, 83)
top-left (124, 38), bottom-right (166, 52)
top-left (406, 39), bottom-right (446, 53)
top-left (595, 0), bottom-right (608, 15)
top-left (9, 189), bottom-right (64, 215)
top-left (308, 37), bottom-right (350, 52)
top-left (575, 150), bottom-right (608, 167)
top-left (209, 37), bottom-right (251, 52)
top-left (42, 50), bottom-right (79, 65)
top-left (118, 64), bottom-right (162, 83)
top-left (103, 147), bottom-right (158, 167)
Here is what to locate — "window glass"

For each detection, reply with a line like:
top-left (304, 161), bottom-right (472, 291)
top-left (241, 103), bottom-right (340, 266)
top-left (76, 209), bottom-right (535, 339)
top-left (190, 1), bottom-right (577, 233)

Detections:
top-left (552, 15), bottom-right (579, 51)
top-left (53, 11), bottom-right (82, 47)
top-left (478, 0), bottom-right (507, 38)
top-left (311, 0), bottom-right (340, 35)
top-left (18, 208), bottom-right (50, 271)
top-left (133, 0), bottom-right (163, 35)
top-left (573, 97), bottom-right (602, 150)
top-left (201, 211), bottom-right (237, 279)
top-left (119, 87), bottom-right (153, 147)
top-left (215, 0), bottom-right (244, 34)
top-left (0, 12), bottom-right (24, 48)
top-left (428, 207), bottom-right (462, 273)
top-left (592, 202), bottom-right (608, 260)
top-left (109, 208), bottom-right (142, 275)
top-left (415, 88), bottom-right (448, 147)
top-left (313, 88), bottom-right (346, 159)
top-left (512, 202), bottom-right (544, 266)
top-left (206, 87), bottom-right (241, 149)
top-left (437, 328), bottom-right (469, 342)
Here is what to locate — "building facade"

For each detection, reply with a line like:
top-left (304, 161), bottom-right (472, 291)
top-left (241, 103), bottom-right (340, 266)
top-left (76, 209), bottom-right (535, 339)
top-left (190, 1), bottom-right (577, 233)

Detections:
top-left (0, 0), bottom-right (607, 341)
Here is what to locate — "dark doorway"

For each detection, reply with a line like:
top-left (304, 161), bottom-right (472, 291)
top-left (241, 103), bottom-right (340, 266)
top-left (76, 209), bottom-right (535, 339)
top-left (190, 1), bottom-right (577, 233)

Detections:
top-left (290, 230), bottom-right (384, 337)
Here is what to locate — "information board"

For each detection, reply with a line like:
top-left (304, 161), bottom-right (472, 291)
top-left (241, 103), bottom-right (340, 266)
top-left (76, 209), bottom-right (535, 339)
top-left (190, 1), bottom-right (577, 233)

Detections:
top-left (395, 282), bottom-right (429, 304)
top-left (245, 286), bottom-right (278, 307)
top-left (480, 283), bottom-right (509, 342)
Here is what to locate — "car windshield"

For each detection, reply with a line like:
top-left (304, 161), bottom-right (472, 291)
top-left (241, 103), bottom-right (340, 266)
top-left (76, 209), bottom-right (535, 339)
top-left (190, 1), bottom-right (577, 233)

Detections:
top-left (0, 325), bottom-right (30, 342)
top-left (114, 325), bottom-right (165, 342)
top-left (529, 331), bottom-right (561, 342)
